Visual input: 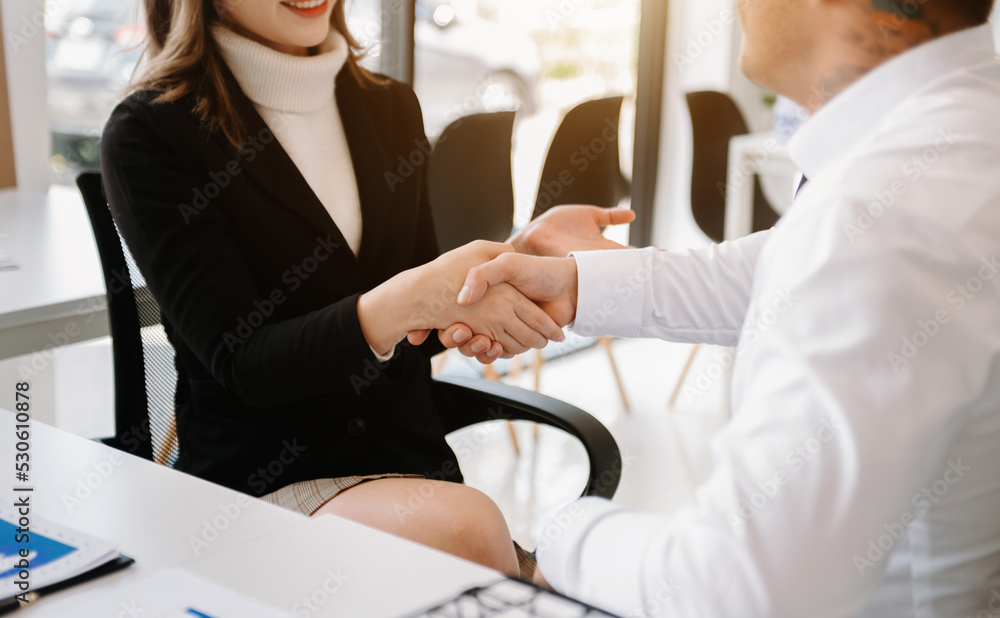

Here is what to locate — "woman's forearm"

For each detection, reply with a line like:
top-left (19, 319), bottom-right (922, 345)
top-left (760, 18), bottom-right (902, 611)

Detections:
top-left (356, 269), bottom-right (422, 356)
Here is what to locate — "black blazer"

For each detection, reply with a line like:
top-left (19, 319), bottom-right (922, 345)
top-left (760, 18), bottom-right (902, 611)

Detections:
top-left (100, 67), bottom-right (462, 495)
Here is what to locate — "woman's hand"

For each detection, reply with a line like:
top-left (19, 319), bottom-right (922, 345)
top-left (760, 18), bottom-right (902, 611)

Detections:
top-left (434, 206), bottom-right (632, 361)
top-left (357, 241), bottom-right (563, 358)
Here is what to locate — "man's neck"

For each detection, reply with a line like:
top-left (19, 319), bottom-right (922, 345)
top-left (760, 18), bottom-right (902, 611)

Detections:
top-left (798, 2), bottom-right (968, 114)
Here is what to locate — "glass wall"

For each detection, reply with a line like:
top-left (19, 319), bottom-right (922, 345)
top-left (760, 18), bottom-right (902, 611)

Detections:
top-left (44, 0), bottom-right (143, 184)
top-left (410, 0), bottom-right (642, 225)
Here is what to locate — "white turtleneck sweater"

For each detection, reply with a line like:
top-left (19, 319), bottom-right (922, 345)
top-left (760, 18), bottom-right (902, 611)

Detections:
top-left (214, 26), bottom-right (397, 362)
top-left (212, 25), bottom-right (363, 256)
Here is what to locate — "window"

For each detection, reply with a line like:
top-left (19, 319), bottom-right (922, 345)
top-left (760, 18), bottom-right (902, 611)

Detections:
top-left (411, 0), bottom-right (643, 226)
top-left (45, 0), bottom-right (144, 184)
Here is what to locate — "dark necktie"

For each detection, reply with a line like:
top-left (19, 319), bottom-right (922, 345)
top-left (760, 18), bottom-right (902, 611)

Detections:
top-left (795, 174), bottom-right (809, 198)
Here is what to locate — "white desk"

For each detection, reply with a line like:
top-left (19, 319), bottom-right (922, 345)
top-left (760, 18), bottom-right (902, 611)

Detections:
top-left (0, 186), bottom-right (108, 360)
top-left (0, 409), bottom-right (503, 617)
top-left (723, 133), bottom-right (800, 241)
top-left (0, 186), bottom-right (109, 425)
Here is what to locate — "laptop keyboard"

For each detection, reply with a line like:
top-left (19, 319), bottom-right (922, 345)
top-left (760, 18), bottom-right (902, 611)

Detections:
top-left (413, 578), bottom-right (620, 617)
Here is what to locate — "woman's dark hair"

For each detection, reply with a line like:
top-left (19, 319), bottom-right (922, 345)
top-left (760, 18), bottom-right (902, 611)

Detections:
top-left (131, 0), bottom-right (384, 150)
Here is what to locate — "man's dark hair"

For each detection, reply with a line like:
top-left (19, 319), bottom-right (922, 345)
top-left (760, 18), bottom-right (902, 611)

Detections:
top-left (946, 0), bottom-right (996, 24)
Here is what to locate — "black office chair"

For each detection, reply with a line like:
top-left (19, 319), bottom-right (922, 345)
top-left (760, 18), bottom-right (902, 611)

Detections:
top-left (76, 171), bottom-right (621, 499)
top-left (428, 111), bottom-right (517, 251)
top-left (532, 96), bottom-right (631, 218)
top-left (684, 90), bottom-right (780, 243)
top-left (527, 97), bottom-right (633, 412)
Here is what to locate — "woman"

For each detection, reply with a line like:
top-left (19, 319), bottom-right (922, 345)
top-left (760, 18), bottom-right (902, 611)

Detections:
top-left (101, 0), bottom-right (567, 576)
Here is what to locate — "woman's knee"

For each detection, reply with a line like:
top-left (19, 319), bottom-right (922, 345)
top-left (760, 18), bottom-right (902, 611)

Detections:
top-left (429, 484), bottom-right (518, 575)
top-left (318, 479), bottom-right (518, 576)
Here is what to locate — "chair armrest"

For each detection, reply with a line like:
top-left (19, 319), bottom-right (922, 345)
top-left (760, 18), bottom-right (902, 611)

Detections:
top-left (431, 376), bottom-right (621, 500)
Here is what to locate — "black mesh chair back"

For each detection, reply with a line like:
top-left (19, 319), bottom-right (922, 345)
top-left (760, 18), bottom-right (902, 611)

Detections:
top-left (532, 96), bottom-right (631, 220)
top-left (77, 172), bottom-right (179, 466)
top-left (428, 111), bottom-right (517, 251)
top-left (685, 90), bottom-right (780, 242)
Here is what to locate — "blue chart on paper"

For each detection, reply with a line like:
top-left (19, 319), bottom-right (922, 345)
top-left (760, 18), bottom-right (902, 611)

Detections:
top-left (0, 518), bottom-right (77, 580)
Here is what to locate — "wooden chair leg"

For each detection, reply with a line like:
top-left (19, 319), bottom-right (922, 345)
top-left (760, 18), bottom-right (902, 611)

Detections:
top-left (532, 349), bottom-right (543, 393)
top-left (155, 416), bottom-right (178, 466)
top-left (667, 344), bottom-right (701, 409)
top-left (508, 352), bottom-right (523, 378)
top-left (598, 337), bottom-right (630, 414)
top-left (483, 363), bottom-right (520, 456)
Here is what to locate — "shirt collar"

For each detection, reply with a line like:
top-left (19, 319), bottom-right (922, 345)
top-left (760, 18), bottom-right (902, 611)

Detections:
top-left (788, 24), bottom-right (996, 180)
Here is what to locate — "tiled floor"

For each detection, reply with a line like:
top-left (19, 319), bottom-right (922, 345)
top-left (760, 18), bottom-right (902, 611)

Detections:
top-left (43, 334), bottom-right (733, 549)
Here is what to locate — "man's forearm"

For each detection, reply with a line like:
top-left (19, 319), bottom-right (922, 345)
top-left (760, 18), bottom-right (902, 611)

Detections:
top-left (570, 231), bottom-right (771, 344)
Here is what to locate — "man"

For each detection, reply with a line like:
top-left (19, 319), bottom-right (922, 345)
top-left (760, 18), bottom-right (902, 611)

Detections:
top-left (453, 0), bottom-right (1000, 615)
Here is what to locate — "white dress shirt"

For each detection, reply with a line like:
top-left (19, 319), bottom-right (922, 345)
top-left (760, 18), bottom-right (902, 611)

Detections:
top-left (540, 25), bottom-right (1000, 617)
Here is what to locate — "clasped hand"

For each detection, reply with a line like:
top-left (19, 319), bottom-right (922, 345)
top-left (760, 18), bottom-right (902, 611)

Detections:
top-left (404, 205), bottom-right (634, 363)
top-left (409, 240), bottom-right (569, 356)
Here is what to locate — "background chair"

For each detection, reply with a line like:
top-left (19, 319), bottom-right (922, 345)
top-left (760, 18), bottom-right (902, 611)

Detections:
top-left (529, 96), bottom-right (633, 413)
top-left (684, 90), bottom-right (779, 243)
top-left (76, 171), bottom-right (621, 500)
top-left (666, 91), bottom-right (782, 408)
top-left (532, 96), bottom-right (631, 218)
top-left (428, 111), bottom-right (517, 249)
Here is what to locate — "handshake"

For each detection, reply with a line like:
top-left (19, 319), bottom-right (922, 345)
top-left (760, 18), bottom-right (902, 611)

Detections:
top-left (356, 206), bottom-right (635, 364)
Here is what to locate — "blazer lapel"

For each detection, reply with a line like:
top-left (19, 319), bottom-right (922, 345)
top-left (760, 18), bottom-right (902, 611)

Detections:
top-left (335, 70), bottom-right (394, 278)
top-left (217, 65), bottom-right (357, 270)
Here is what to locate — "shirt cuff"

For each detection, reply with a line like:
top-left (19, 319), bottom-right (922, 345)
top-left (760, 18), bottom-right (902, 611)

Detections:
top-left (568, 249), bottom-right (647, 338)
top-left (369, 345), bottom-right (396, 363)
top-left (536, 497), bottom-right (671, 617)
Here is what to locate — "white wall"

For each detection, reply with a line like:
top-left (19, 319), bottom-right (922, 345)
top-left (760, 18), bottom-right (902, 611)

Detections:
top-left (2, 0), bottom-right (51, 191)
top-left (650, 0), bottom-right (752, 250)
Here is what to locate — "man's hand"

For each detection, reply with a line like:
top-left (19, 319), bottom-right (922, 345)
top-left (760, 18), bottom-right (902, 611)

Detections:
top-left (363, 240), bottom-right (562, 358)
top-left (509, 205), bottom-right (635, 257)
top-left (458, 253), bottom-right (579, 327)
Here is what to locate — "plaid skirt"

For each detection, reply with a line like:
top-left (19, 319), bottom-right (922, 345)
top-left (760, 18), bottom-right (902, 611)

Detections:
top-left (260, 474), bottom-right (537, 579)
